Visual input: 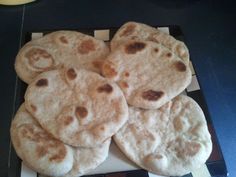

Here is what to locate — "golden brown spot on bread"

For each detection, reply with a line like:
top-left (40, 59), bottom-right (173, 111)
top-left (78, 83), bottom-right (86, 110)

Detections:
top-left (36, 140), bottom-right (66, 162)
top-left (190, 123), bottom-right (201, 134)
top-left (36, 78), bottom-right (48, 87)
top-left (67, 68), bottom-right (77, 80)
top-left (21, 125), bottom-right (35, 141)
top-left (97, 84), bottom-right (113, 93)
top-left (125, 42), bottom-right (146, 54)
top-left (26, 48), bottom-right (54, 69)
top-left (110, 98), bottom-right (123, 123)
top-left (36, 145), bottom-right (48, 157)
top-left (142, 90), bottom-right (164, 101)
top-left (21, 125), bottom-right (66, 162)
top-left (174, 61), bottom-right (186, 72)
top-left (63, 116), bottom-right (74, 126)
top-left (30, 104), bottom-right (37, 112)
top-left (77, 39), bottom-right (95, 54)
top-left (185, 142), bottom-right (201, 156)
top-left (75, 106), bottom-right (88, 118)
top-left (21, 125), bottom-right (50, 142)
top-left (121, 24), bottom-right (136, 37)
top-left (100, 126), bottom-right (105, 131)
top-left (59, 36), bottom-right (68, 44)
top-left (125, 72), bottom-right (130, 77)
top-left (120, 81), bottom-right (129, 89)
top-left (102, 63), bottom-right (117, 78)
top-left (174, 117), bottom-right (183, 131)
top-left (49, 147), bottom-right (66, 162)
top-left (154, 48), bottom-right (159, 52)
top-left (92, 60), bottom-right (103, 69)
top-left (166, 52), bottom-right (172, 57)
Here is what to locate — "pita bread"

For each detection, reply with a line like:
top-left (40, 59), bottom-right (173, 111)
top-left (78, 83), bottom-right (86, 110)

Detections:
top-left (111, 21), bottom-right (189, 64)
top-left (102, 40), bottom-right (191, 109)
top-left (114, 95), bottom-right (212, 176)
top-left (15, 30), bottom-right (109, 84)
top-left (10, 104), bottom-right (110, 177)
top-left (24, 67), bottom-right (128, 147)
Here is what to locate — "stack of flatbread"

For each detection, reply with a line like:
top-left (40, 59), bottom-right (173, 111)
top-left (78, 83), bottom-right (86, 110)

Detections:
top-left (11, 21), bottom-right (212, 177)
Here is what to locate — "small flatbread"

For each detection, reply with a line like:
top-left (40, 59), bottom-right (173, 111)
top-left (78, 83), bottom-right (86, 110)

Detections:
top-left (10, 104), bottom-right (110, 177)
top-left (111, 21), bottom-right (189, 64)
top-left (102, 40), bottom-right (191, 109)
top-left (24, 67), bottom-right (128, 147)
top-left (114, 95), bottom-right (212, 176)
top-left (15, 30), bottom-right (109, 84)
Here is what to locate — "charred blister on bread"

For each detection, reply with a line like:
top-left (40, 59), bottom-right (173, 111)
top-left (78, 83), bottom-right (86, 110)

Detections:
top-left (36, 78), bottom-right (48, 87)
top-left (66, 68), bottom-right (77, 80)
top-left (97, 84), bottom-right (113, 93)
top-left (125, 41), bottom-right (146, 54)
top-left (154, 47), bottom-right (159, 53)
top-left (124, 72), bottom-right (130, 77)
top-left (166, 52), bottom-right (172, 58)
top-left (174, 61), bottom-right (186, 72)
top-left (142, 90), bottom-right (164, 101)
top-left (75, 106), bottom-right (88, 119)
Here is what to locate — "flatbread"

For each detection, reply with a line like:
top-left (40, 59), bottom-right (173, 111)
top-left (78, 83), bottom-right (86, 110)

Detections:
top-left (15, 30), bottom-right (109, 84)
top-left (114, 95), bottom-right (212, 176)
top-left (24, 67), bottom-right (128, 147)
top-left (111, 21), bottom-right (189, 64)
top-left (102, 40), bottom-right (191, 109)
top-left (10, 104), bottom-right (110, 177)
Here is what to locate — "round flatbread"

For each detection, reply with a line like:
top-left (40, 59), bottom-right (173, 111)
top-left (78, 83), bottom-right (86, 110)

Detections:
top-left (111, 21), bottom-right (189, 64)
top-left (15, 30), bottom-right (109, 84)
top-left (102, 40), bottom-right (191, 109)
top-left (24, 67), bottom-right (128, 147)
top-left (10, 104), bottom-right (110, 177)
top-left (114, 95), bottom-right (212, 176)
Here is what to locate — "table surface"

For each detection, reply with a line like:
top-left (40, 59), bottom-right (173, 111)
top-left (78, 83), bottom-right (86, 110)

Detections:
top-left (0, 1), bottom-right (235, 177)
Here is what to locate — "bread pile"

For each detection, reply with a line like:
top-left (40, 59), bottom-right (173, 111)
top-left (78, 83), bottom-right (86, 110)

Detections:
top-left (11, 22), bottom-right (212, 177)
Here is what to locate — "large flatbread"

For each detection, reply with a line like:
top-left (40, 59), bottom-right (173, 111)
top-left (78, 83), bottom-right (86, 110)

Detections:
top-left (24, 67), bottom-right (128, 147)
top-left (10, 104), bottom-right (110, 177)
top-left (102, 40), bottom-right (191, 109)
top-left (15, 30), bottom-right (109, 84)
top-left (114, 95), bottom-right (212, 176)
top-left (111, 21), bottom-right (189, 64)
